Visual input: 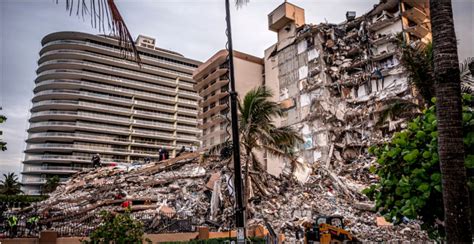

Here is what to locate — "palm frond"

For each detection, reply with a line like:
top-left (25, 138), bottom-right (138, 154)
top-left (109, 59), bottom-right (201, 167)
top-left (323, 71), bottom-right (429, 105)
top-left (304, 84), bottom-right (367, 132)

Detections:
top-left (398, 36), bottom-right (434, 106)
top-left (235, 0), bottom-right (249, 8)
top-left (460, 57), bottom-right (474, 94)
top-left (61, 0), bottom-right (141, 64)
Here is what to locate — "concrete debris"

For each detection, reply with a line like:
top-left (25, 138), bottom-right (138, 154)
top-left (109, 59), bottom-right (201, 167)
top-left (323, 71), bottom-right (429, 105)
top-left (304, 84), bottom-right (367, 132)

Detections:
top-left (16, 152), bottom-right (428, 242)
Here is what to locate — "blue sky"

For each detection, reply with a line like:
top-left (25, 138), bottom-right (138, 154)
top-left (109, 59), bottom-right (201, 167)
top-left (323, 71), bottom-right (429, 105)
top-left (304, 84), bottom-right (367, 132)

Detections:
top-left (0, 0), bottom-right (473, 179)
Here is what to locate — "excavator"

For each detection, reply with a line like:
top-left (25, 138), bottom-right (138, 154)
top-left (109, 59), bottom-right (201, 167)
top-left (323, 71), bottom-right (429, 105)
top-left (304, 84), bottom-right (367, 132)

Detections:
top-left (304, 215), bottom-right (358, 243)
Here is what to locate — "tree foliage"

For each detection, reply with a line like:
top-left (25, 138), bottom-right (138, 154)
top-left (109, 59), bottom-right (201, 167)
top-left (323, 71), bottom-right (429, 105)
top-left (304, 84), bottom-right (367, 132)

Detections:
top-left (1, 113), bottom-right (6, 151)
top-left (399, 37), bottom-right (434, 106)
top-left (82, 210), bottom-right (148, 244)
top-left (42, 175), bottom-right (60, 194)
top-left (363, 94), bottom-right (474, 239)
top-left (0, 173), bottom-right (23, 195)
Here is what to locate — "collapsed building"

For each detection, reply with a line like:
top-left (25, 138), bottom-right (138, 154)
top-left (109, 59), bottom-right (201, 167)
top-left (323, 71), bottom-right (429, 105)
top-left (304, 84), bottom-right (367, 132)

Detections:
top-left (16, 153), bottom-right (429, 242)
top-left (263, 0), bottom-right (432, 177)
top-left (9, 1), bottom-right (437, 242)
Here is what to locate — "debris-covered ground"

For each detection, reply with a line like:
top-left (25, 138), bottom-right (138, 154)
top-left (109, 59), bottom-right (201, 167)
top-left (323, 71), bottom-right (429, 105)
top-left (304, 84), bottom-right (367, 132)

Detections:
top-left (21, 152), bottom-right (429, 242)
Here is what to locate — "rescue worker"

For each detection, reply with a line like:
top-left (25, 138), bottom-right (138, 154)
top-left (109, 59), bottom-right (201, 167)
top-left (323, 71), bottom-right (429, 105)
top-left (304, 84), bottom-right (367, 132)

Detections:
top-left (159, 147), bottom-right (169, 161)
top-left (26, 215), bottom-right (39, 236)
top-left (91, 153), bottom-right (101, 168)
top-left (176, 146), bottom-right (186, 157)
top-left (7, 215), bottom-right (18, 237)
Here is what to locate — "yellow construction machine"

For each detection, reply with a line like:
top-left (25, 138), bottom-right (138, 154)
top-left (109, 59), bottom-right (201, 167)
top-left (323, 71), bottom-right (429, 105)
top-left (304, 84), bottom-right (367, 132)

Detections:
top-left (304, 215), bottom-right (358, 243)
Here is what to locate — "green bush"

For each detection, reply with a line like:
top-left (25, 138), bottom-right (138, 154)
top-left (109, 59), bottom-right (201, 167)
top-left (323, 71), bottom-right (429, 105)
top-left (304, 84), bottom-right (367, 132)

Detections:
top-left (363, 94), bottom-right (474, 239)
top-left (82, 210), bottom-right (148, 244)
top-left (0, 194), bottom-right (48, 203)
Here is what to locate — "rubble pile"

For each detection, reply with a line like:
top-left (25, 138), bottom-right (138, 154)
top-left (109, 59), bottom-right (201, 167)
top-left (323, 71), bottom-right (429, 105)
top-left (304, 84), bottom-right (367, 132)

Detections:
top-left (24, 152), bottom-right (429, 242)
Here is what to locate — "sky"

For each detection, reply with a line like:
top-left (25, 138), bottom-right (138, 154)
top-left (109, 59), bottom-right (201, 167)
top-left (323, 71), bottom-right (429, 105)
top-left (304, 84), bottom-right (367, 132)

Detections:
top-left (0, 0), bottom-right (473, 180)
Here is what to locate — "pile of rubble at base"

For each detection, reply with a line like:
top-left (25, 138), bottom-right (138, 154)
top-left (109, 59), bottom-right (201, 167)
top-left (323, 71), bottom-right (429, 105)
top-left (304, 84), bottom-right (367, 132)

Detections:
top-left (26, 152), bottom-right (429, 242)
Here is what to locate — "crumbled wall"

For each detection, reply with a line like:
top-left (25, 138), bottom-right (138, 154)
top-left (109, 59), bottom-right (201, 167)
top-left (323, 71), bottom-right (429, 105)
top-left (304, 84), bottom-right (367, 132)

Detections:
top-left (269, 2), bottom-right (426, 173)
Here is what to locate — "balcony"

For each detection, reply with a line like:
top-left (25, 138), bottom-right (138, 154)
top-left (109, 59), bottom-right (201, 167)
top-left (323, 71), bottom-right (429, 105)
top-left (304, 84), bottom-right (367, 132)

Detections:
top-left (41, 40), bottom-right (196, 72)
top-left (176, 116), bottom-right (198, 125)
top-left (27, 132), bottom-right (129, 144)
top-left (31, 100), bottom-right (132, 115)
top-left (29, 111), bottom-right (132, 125)
top-left (133, 110), bottom-right (175, 121)
top-left (23, 177), bottom-right (70, 184)
top-left (25, 143), bottom-right (129, 155)
top-left (23, 165), bottom-right (80, 173)
top-left (24, 154), bottom-right (91, 163)
top-left (39, 50), bottom-right (194, 80)
top-left (33, 89), bottom-right (133, 105)
top-left (199, 80), bottom-right (229, 98)
top-left (198, 115), bottom-right (226, 130)
top-left (177, 98), bottom-right (198, 107)
top-left (132, 129), bottom-right (174, 139)
top-left (402, 6), bottom-right (428, 24)
top-left (176, 125), bottom-right (200, 133)
top-left (194, 68), bottom-right (228, 91)
top-left (134, 100), bottom-right (176, 112)
top-left (175, 134), bottom-right (199, 142)
top-left (405, 24), bottom-right (430, 39)
top-left (198, 104), bottom-right (227, 119)
top-left (37, 59), bottom-right (179, 87)
top-left (35, 74), bottom-right (178, 97)
top-left (133, 119), bottom-right (175, 130)
top-left (28, 121), bottom-right (130, 135)
top-left (179, 90), bottom-right (200, 99)
top-left (199, 92), bottom-right (228, 108)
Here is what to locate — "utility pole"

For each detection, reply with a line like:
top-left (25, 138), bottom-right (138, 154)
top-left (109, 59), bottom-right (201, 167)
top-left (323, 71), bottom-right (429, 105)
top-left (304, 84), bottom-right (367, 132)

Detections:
top-left (224, 0), bottom-right (246, 242)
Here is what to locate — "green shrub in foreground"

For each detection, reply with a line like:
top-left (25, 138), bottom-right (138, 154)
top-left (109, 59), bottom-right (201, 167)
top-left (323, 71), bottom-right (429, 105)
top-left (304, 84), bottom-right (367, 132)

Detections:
top-left (363, 94), bottom-right (474, 239)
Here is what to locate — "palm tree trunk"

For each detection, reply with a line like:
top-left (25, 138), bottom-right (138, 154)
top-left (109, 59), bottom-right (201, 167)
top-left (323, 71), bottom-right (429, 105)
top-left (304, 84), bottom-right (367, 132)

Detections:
top-left (430, 0), bottom-right (472, 241)
top-left (244, 147), bottom-right (251, 207)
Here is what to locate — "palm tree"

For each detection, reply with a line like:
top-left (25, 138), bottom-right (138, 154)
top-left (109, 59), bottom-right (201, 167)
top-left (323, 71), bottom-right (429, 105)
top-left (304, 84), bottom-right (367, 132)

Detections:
top-left (213, 87), bottom-right (301, 203)
top-left (0, 113), bottom-right (6, 151)
top-left (42, 176), bottom-right (60, 194)
top-left (430, 0), bottom-right (472, 241)
top-left (0, 173), bottom-right (22, 195)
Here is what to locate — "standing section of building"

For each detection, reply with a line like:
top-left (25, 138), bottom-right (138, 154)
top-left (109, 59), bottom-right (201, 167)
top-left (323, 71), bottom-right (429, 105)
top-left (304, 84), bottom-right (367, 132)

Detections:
top-left (22, 32), bottom-right (201, 194)
top-left (264, 0), bottom-right (432, 176)
top-left (193, 50), bottom-right (264, 150)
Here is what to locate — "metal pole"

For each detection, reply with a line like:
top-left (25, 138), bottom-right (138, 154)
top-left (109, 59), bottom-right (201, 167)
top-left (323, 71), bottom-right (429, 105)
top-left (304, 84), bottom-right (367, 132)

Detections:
top-left (224, 0), bottom-right (246, 242)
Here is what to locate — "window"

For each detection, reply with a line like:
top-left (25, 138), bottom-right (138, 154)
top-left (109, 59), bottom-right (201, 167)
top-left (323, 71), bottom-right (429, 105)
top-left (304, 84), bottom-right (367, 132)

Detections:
top-left (210, 137), bottom-right (215, 145)
top-left (219, 97), bottom-right (228, 105)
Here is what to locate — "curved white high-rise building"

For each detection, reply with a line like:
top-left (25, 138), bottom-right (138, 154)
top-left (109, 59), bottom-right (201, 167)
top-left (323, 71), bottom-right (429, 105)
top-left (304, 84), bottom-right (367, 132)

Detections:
top-left (22, 32), bottom-right (201, 194)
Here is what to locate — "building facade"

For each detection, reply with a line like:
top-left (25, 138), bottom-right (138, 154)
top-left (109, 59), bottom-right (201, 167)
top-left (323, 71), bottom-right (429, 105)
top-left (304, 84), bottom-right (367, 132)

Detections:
top-left (22, 31), bottom-right (201, 194)
top-left (264, 0), bottom-right (432, 176)
top-left (193, 50), bottom-right (264, 150)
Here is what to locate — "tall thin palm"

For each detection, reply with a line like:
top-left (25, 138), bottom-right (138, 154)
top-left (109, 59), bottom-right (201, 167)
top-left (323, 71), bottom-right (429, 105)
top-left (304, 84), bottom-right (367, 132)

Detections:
top-left (238, 87), bottom-right (301, 202)
top-left (0, 114), bottom-right (6, 151)
top-left (430, 0), bottom-right (472, 241)
top-left (0, 173), bottom-right (23, 195)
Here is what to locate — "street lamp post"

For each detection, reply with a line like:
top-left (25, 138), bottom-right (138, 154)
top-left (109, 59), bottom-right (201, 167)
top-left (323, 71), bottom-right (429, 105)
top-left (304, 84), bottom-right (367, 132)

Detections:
top-left (224, 0), bottom-right (246, 242)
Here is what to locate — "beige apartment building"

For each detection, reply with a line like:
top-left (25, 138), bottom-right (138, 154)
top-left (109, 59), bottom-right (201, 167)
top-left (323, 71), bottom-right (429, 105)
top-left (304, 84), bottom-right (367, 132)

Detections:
top-left (22, 31), bottom-right (201, 194)
top-left (193, 50), bottom-right (264, 149)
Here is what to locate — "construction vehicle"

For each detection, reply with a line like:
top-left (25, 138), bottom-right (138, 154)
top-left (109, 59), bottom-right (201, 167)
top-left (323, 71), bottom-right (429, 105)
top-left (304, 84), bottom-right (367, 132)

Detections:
top-left (304, 215), bottom-right (358, 243)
